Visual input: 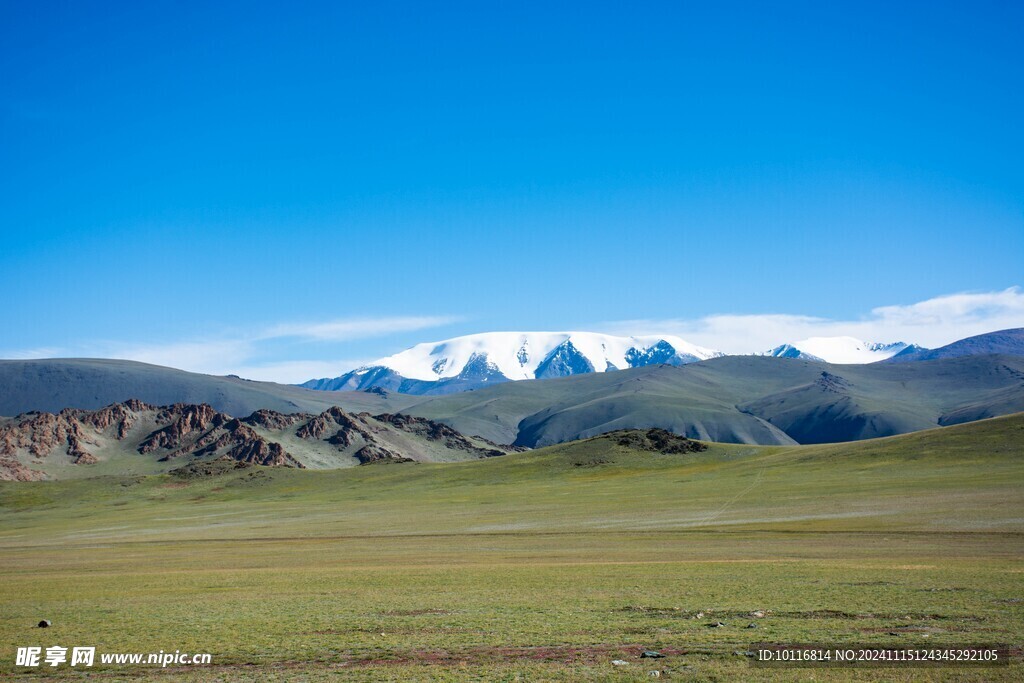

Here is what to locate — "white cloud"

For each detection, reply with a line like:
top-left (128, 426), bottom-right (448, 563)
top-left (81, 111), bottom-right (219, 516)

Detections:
top-left (217, 360), bottom-right (375, 384)
top-left (260, 316), bottom-right (462, 342)
top-left (4, 290), bottom-right (1022, 382)
top-left (1, 315), bottom-right (458, 384)
top-left (105, 339), bottom-right (255, 376)
top-left (1, 346), bottom-right (64, 359)
top-left (605, 287), bottom-right (1024, 354)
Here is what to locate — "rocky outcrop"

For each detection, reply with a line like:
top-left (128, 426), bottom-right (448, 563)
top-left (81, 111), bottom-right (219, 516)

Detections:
top-left (138, 404), bottom-right (228, 454)
top-left (0, 400), bottom-right (307, 476)
top-left (169, 457), bottom-right (253, 479)
top-left (79, 402), bottom-right (148, 438)
top-left (66, 422), bottom-right (97, 464)
top-left (611, 428), bottom-right (707, 454)
top-left (0, 401), bottom-right (162, 476)
top-left (354, 444), bottom-right (413, 465)
top-left (0, 455), bottom-right (45, 481)
top-left (376, 413), bottom-right (474, 448)
top-left (815, 371), bottom-right (851, 393)
top-left (374, 413), bottom-right (510, 457)
top-left (0, 400), bottom-right (514, 479)
top-left (229, 438), bottom-right (300, 467)
top-left (151, 417), bottom-right (303, 468)
top-left (243, 409), bottom-right (308, 431)
top-left (296, 407), bottom-right (372, 447)
top-left (0, 412), bottom-right (74, 457)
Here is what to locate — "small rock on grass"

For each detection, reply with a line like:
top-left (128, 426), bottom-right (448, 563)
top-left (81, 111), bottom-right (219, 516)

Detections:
top-left (611, 659), bottom-right (629, 666)
top-left (641, 650), bottom-right (665, 659)
top-left (38, 620), bottom-right (50, 628)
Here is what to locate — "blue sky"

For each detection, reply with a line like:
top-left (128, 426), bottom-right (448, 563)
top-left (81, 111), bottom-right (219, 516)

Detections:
top-left (2, 1), bottom-right (1022, 381)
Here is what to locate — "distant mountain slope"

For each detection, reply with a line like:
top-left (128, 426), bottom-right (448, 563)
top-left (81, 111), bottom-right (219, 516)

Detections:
top-left (405, 354), bottom-right (1024, 447)
top-left (761, 336), bottom-right (914, 363)
top-left (884, 328), bottom-right (1024, 363)
top-left (0, 401), bottom-right (514, 480)
top-left (0, 359), bottom-right (425, 417)
top-left (302, 331), bottom-right (723, 395)
top-left (302, 329), bottom-right (1024, 396)
top-left (5, 354), bottom-right (1023, 452)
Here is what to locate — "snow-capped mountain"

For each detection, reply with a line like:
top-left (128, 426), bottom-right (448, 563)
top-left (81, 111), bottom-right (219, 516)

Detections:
top-left (761, 337), bottom-right (913, 364)
top-left (302, 332), bottom-right (723, 395)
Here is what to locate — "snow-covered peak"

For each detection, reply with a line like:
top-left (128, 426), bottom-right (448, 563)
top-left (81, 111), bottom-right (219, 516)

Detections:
top-left (367, 331), bottom-right (723, 381)
top-left (762, 336), bottom-right (911, 364)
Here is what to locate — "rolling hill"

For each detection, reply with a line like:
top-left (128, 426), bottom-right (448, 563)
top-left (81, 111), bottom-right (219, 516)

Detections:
top-left (3, 406), bottom-right (1021, 680)
top-left (885, 327), bottom-right (1024, 363)
top-left (0, 358), bottom-right (424, 417)
top-left (406, 354), bottom-right (1024, 446)
top-left (3, 354), bottom-right (1023, 450)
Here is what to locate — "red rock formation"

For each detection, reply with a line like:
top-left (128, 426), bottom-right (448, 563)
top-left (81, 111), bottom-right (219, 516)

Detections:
top-left (230, 439), bottom-right (301, 467)
top-left (295, 407), bottom-right (372, 446)
top-left (0, 455), bottom-right (45, 481)
top-left (139, 404), bottom-right (227, 454)
top-left (243, 409), bottom-right (308, 430)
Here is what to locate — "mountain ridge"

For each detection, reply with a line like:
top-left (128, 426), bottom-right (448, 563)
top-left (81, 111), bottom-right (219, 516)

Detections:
top-left (0, 358), bottom-right (425, 416)
top-left (302, 331), bottom-right (723, 395)
top-left (884, 327), bottom-right (1024, 363)
top-left (3, 334), bottom-right (1023, 452)
top-left (0, 400), bottom-right (516, 481)
top-left (761, 337), bottom-right (916, 363)
top-left (303, 329), bottom-right (1024, 395)
top-left (404, 353), bottom-right (1024, 447)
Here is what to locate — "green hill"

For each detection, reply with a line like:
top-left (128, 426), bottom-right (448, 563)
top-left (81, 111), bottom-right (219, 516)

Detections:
top-left (3, 355), bottom-right (1023, 451)
top-left (3, 411), bottom-right (1022, 539)
top-left (2, 413), bottom-right (1022, 681)
top-left (408, 354), bottom-right (1024, 446)
top-left (0, 358), bottom-right (423, 416)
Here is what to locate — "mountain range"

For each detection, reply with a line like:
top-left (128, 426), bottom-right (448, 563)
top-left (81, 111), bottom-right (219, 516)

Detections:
top-left (0, 329), bottom-right (1021, 458)
top-left (302, 328), bottom-right (1024, 396)
top-left (301, 332), bottom-right (723, 395)
top-left (761, 337), bottom-right (918, 363)
top-left (405, 353), bottom-right (1024, 447)
top-left (883, 327), bottom-right (1024, 363)
top-left (0, 400), bottom-right (515, 481)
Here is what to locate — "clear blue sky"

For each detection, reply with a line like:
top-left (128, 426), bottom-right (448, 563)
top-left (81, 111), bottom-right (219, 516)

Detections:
top-left (2, 1), bottom-right (1022, 380)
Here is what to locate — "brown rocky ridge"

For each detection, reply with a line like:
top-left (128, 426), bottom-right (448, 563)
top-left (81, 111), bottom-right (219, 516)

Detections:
top-left (0, 400), bottom-right (521, 480)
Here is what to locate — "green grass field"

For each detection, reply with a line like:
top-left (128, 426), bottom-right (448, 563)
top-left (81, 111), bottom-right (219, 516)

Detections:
top-left (2, 414), bottom-right (1023, 681)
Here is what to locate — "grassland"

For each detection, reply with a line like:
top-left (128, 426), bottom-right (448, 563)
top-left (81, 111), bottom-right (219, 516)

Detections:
top-left (1, 414), bottom-right (1023, 680)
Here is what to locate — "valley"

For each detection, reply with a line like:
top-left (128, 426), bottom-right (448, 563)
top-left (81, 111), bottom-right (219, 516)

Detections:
top-left (1, 414), bottom-right (1022, 680)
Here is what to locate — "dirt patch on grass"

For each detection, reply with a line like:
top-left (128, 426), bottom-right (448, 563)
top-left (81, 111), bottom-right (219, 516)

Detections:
top-left (779, 610), bottom-right (985, 622)
top-left (380, 608), bottom-right (455, 616)
top-left (619, 606), bottom-right (985, 622)
top-left (839, 581), bottom-right (898, 586)
top-left (620, 606), bottom-right (770, 618)
top-left (347, 643), bottom-right (691, 667)
top-left (170, 459), bottom-right (253, 479)
top-left (860, 626), bottom-right (948, 634)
